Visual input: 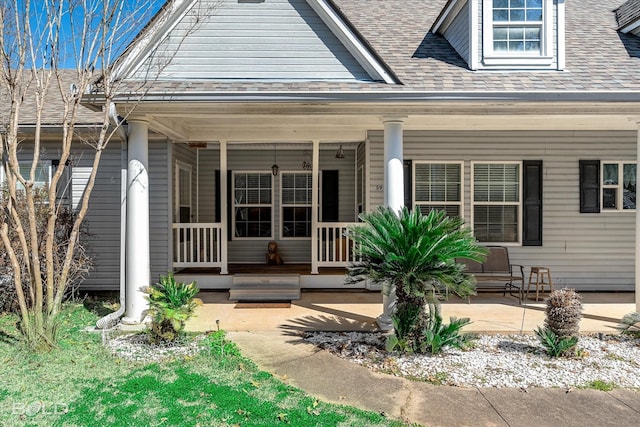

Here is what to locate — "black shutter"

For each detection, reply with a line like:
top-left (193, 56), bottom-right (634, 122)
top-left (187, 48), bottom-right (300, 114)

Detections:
top-left (404, 160), bottom-right (412, 212)
top-left (523, 160), bottom-right (543, 246)
top-left (579, 160), bottom-right (600, 213)
top-left (215, 170), bottom-right (221, 223)
top-left (322, 170), bottom-right (339, 222)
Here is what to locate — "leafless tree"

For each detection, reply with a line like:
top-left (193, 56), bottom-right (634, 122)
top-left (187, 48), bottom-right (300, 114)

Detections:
top-left (0, 0), bottom-right (213, 350)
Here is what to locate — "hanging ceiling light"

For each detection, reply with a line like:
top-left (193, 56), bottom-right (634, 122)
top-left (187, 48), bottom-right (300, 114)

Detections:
top-left (272, 144), bottom-right (279, 176)
top-left (335, 144), bottom-right (345, 159)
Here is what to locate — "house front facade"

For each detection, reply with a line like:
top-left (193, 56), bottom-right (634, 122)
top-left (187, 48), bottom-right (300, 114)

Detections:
top-left (9, 0), bottom-right (640, 322)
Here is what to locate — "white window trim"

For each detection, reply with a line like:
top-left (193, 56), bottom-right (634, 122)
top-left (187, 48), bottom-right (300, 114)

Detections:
top-left (412, 161), bottom-right (464, 218)
top-left (232, 170), bottom-right (274, 240)
top-left (174, 160), bottom-right (192, 222)
top-left (280, 171), bottom-right (312, 240)
top-left (0, 162), bottom-right (52, 190)
top-left (481, 0), bottom-right (554, 68)
top-left (470, 161), bottom-right (523, 246)
top-left (601, 161), bottom-right (637, 213)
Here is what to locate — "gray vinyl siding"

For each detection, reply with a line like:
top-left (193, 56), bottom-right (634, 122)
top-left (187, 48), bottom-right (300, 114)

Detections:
top-left (7, 142), bottom-right (123, 288)
top-left (443, 1), bottom-right (470, 64)
top-left (132, 0), bottom-right (371, 81)
top-left (367, 129), bottom-right (637, 291)
top-left (197, 149), bottom-right (220, 223)
top-left (150, 140), bottom-right (171, 283)
top-left (172, 143), bottom-right (198, 223)
top-left (73, 144), bottom-right (121, 288)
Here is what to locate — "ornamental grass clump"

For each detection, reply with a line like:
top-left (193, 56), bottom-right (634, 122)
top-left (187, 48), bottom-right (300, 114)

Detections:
top-left (145, 273), bottom-right (201, 343)
top-left (535, 288), bottom-right (582, 357)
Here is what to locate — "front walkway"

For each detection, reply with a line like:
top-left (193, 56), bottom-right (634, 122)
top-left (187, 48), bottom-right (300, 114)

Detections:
top-left (186, 290), bottom-right (639, 427)
top-left (187, 291), bottom-right (635, 334)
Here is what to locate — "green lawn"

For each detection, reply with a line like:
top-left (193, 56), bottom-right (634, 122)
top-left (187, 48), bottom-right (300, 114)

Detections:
top-left (0, 303), bottom-right (408, 427)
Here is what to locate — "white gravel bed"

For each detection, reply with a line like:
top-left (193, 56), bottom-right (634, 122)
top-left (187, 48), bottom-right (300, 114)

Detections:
top-left (303, 331), bottom-right (640, 389)
top-left (104, 332), bottom-right (207, 363)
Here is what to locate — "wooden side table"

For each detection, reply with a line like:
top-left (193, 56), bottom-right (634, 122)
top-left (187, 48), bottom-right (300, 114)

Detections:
top-left (526, 267), bottom-right (554, 302)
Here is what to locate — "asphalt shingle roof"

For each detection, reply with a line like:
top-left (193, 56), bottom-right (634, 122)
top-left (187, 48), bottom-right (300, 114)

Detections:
top-left (114, 0), bottom-right (640, 96)
top-left (2, 70), bottom-right (104, 126)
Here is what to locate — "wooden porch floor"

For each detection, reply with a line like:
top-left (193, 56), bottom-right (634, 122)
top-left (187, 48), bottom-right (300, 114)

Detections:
top-left (178, 263), bottom-right (347, 276)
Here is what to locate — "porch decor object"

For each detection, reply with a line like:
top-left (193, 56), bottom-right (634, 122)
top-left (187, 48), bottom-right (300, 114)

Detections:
top-left (335, 144), bottom-right (345, 159)
top-left (527, 266), bottom-right (554, 301)
top-left (266, 241), bottom-right (284, 265)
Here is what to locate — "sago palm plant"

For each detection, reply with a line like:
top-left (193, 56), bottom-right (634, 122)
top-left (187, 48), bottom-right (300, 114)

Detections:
top-left (346, 206), bottom-right (487, 352)
top-left (145, 273), bottom-right (201, 343)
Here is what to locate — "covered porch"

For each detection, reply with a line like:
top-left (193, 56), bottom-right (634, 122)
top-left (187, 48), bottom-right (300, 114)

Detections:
top-left (170, 140), bottom-right (367, 287)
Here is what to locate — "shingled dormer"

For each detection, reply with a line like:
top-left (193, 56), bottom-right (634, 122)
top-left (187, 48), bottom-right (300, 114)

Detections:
top-left (616, 0), bottom-right (640, 35)
top-left (432, 0), bottom-right (565, 71)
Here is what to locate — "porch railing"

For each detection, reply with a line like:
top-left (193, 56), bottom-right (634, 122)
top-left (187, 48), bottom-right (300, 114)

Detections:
top-left (315, 222), bottom-right (359, 268)
top-left (172, 223), bottom-right (223, 268)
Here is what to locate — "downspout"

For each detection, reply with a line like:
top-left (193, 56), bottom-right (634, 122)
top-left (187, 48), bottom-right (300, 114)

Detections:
top-left (96, 103), bottom-right (128, 329)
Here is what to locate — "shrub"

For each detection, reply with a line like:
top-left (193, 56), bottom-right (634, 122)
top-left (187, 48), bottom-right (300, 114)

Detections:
top-left (420, 305), bottom-right (474, 354)
top-left (617, 312), bottom-right (640, 336)
top-left (535, 327), bottom-right (579, 358)
top-left (145, 273), bottom-right (201, 343)
top-left (536, 288), bottom-right (582, 357)
top-left (0, 187), bottom-right (92, 314)
top-left (386, 302), bottom-right (475, 354)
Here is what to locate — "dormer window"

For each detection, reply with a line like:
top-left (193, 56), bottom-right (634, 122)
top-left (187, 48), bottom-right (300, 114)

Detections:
top-left (482, 0), bottom-right (558, 68)
top-left (492, 0), bottom-right (543, 54)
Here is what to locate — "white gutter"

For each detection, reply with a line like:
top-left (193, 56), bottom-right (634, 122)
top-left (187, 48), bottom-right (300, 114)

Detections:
top-left (96, 103), bottom-right (128, 329)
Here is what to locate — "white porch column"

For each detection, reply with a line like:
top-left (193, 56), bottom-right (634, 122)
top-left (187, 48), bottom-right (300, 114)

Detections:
top-left (220, 141), bottom-right (229, 275)
top-left (636, 122), bottom-right (640, 311)
top-left (122, 120), bottom-right (150, 325)
top-left (311, 140), bottom-right (320, 274)
top-left (378, 117), bottom-right (406, 330)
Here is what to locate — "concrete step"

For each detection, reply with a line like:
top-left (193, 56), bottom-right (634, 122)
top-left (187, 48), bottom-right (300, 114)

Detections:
top-left (229, 274), bottom-right (301, 302)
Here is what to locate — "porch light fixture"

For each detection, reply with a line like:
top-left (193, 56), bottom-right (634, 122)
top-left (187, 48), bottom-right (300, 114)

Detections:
top-left (272, 144), bottom-right (279, 176)
top-left (335, 144), bottom-right (345, 159)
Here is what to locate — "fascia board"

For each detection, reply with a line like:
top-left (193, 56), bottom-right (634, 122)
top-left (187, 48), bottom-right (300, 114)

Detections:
top-left (111, 0), bottom-right (198, 81)
top-left (432, 0), bottom-right (466, 34)
top-left (98, 91), bottom-right (640, 104)
top-left (305, 0), bottom-right (398, 84)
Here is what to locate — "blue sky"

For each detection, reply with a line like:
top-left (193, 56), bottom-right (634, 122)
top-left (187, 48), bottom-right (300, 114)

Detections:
top-left (5, 0), bottom-right (167, 69)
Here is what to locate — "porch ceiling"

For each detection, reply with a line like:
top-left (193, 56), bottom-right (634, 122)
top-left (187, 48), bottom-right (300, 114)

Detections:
top-left (108, 97), bottom-right (640, 142)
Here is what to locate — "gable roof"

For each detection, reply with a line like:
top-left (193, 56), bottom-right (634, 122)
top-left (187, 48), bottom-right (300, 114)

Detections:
top-left (617, 0), bottom-right (640, 32)
top-left (101, 0), bottom-right (640, 101)
top-left (113, 0), bottom-right (397, 84)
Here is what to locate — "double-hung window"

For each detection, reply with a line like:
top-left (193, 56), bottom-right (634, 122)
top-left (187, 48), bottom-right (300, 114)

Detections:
top-left (492, 0), bottom-right (542, 54)
top-left (602, 162), bottom-right (636, 211)
top-left (483, 0), bottom-right (554, 67)
top-left (413, 162), bottom-right (463, 218)
top-left (0, 163), bottom-right (51, 191)
top-left (233, 172), bottom-right (272, 238)
top-left (281, 172), bottom-right (312, 238)
top-left (472, 162), bottom-right (521, 244)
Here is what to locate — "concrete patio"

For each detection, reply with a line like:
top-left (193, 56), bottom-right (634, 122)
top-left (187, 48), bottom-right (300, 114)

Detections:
top-left (187, 290), bottom-right (636, 334)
